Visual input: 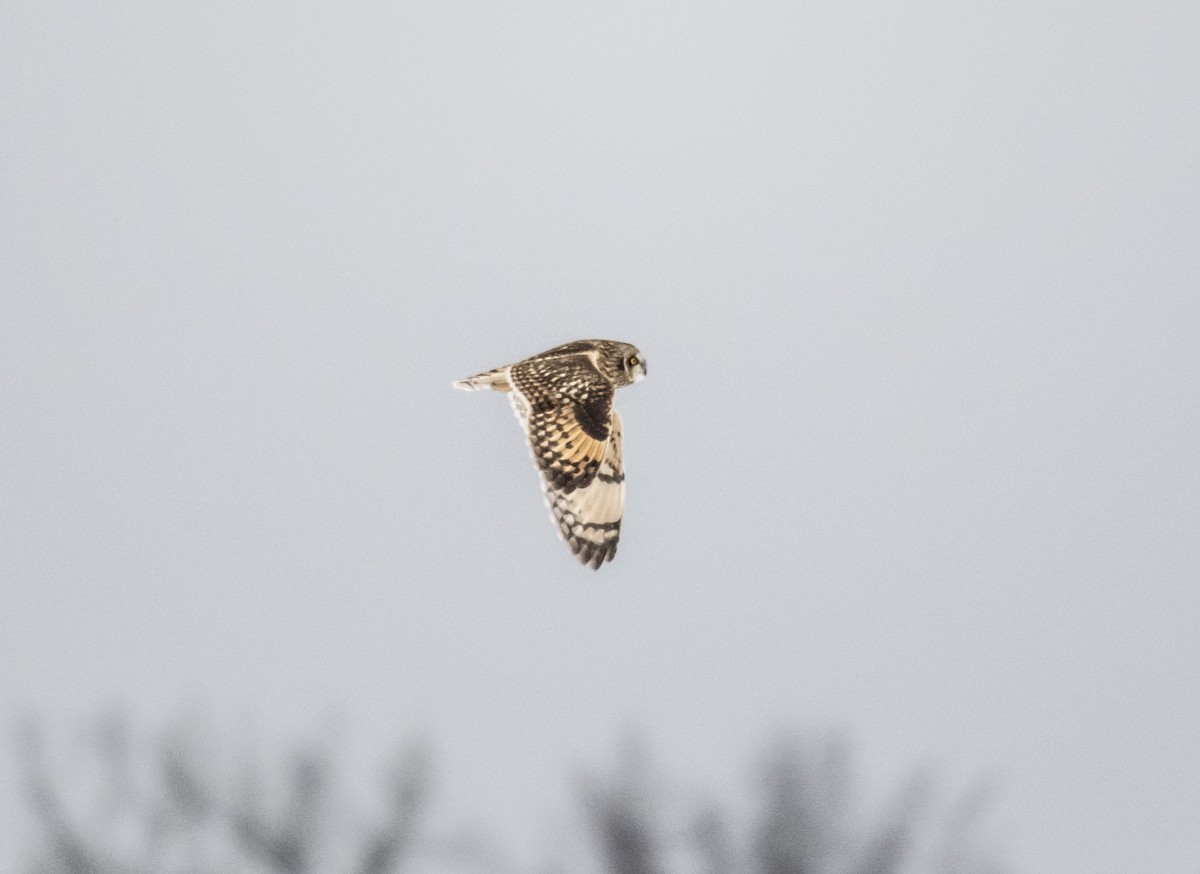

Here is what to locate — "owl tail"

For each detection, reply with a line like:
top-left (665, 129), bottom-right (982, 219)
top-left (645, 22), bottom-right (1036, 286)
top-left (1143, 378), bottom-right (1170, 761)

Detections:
top-left (452, 367), bottom-right (511, 392)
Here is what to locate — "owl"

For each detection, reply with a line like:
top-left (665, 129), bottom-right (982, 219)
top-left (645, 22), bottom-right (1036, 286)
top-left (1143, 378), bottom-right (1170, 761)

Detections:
top-left (453, 339), bottom-right (647, 569)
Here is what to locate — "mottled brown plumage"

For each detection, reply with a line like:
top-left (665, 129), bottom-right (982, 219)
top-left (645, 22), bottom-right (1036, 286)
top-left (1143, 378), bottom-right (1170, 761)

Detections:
top-left (453, 339), bottom-right (646, 569)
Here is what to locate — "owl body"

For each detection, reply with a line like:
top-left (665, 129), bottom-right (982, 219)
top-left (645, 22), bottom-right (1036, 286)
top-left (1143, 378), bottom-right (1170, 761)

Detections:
top-left (454, 339), bottom-right (646, 569)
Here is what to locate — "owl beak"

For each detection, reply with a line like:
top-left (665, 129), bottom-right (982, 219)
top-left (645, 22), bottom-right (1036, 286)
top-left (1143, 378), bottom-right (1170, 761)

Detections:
top-left (632, 359), bottom-right (647, 382)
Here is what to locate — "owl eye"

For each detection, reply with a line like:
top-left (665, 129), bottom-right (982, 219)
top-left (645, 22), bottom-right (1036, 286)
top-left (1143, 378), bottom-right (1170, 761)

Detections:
top-left (628, 355), bottom-right (638, 366)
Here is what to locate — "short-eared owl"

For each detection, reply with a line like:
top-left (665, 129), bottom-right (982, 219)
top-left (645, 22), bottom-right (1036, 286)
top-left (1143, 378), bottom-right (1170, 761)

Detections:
top-left (453, 339), bottom-right (647, 569)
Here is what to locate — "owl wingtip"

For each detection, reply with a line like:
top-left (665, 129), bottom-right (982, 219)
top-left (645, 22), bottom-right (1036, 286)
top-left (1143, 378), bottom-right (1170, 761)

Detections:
top-left (577, 543), bottom-right (617, 570)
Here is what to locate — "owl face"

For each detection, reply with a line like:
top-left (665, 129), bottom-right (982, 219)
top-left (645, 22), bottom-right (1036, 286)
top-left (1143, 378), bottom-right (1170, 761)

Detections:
top-left (616, 344), bottom-right (647, 385)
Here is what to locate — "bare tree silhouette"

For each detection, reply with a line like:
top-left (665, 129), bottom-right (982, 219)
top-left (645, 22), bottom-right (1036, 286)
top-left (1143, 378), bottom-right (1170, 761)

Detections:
top-left (579, 734), bottom-right (1006, 874)
top-left (15, 716), bottom-right (1006, 874)
top-left (580, 741), bottom-right (662, 874)
top-left (16, 713), bottom-right (430, 874)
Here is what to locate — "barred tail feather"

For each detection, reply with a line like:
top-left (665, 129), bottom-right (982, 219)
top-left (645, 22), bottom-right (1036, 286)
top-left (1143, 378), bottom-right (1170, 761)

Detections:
top-left (452, 367), bottom-right (512, 392)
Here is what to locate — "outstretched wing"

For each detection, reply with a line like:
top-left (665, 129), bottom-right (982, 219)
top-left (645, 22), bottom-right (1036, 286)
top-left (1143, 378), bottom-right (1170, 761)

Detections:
top-left (509, 354), bottom-right (613, 492)
top-left (508, 354), bottom-right (625, 568)
top-left (541, 408), bottom-right (624, 568)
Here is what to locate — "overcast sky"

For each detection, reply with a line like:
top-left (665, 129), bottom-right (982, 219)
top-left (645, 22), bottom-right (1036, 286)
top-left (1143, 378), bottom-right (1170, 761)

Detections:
top-left (2, 2), bottom-right (1198, 872)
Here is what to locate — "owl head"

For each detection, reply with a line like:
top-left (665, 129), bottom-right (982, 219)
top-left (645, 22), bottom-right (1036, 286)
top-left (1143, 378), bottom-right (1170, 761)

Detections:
top-left (603, 341), bottom-right (646, 386)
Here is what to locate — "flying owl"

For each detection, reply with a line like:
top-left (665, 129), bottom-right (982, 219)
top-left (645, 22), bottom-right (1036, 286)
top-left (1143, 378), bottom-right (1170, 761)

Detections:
top-left (453, 339), bottom-right (647, 569)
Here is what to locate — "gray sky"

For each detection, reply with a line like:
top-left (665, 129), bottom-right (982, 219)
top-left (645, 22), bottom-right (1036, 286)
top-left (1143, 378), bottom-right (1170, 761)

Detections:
top-left (2, 1), bottom-right (1198, 871)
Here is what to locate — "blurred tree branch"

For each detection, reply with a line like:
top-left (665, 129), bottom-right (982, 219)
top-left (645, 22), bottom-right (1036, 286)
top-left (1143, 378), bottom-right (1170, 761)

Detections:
top-left (15, 713), bottom-right (431, 874)
top-left (580, 733), bottom-right (1007, 874)
top-left (15, 716), bottom-right (1007, 874)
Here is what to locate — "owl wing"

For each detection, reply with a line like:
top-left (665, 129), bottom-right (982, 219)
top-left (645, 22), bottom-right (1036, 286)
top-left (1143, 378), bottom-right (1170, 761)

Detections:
top-left (541, 408), bottom-right (624, 568)
top-left (508, 355), bottom-right (625, 568)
